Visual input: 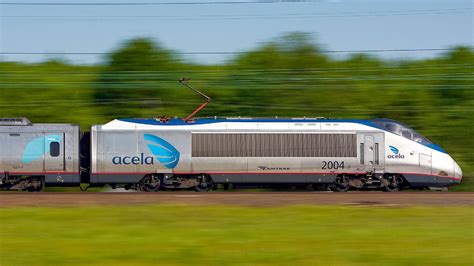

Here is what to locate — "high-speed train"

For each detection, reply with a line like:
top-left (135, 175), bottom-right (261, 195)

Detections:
top-left (0, 116), bottom-right (463, 192)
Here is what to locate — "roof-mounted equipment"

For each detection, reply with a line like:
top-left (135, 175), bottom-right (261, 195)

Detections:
top-left (0, 117), bottom-right (32, 126)
top-left (179, 78), bottom-right (212, 122)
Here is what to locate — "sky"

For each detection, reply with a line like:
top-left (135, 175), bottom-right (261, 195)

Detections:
top-left (0, 0), bottom-right (472, 65)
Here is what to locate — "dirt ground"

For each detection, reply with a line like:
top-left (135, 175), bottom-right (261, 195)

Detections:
top-left (0, 192), bottom-right (473, 207)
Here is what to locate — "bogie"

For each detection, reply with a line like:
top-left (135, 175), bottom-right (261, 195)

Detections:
top-left (139, 175), bottom-right (162, 192)
top-left (328, 173), bottom-right (407, 192)
top-left (127, 174), bottom-right (215, 192)
top-left (1, 176), bottom-right (44, 192)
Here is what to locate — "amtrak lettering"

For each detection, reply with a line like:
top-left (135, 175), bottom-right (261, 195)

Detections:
top-left (258, 166), bottom-right (290, 171)
top-left (112, 153), bottom-right (154, 165)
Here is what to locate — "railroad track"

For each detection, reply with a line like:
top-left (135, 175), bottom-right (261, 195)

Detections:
top-left (1, 192), bottom-right (473, 207)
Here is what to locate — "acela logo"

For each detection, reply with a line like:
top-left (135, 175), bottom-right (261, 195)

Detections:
top-left (387, 145), bottom-right (405, 159)
top-left (389, 146), bottom-right (399, 154)
top-left (144, 134), bottom-right (180, 169)
top-left (112, 134), bottom-right (180, 169)
top-left (112, 153), bottom-right (154, 165)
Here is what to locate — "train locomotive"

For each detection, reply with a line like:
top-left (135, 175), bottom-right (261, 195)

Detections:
top-left (0, 80), bottom-right (463, 192)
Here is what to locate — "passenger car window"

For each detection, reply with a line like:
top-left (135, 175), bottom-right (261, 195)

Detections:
top-left (50, 142), bottom-right (60, 157)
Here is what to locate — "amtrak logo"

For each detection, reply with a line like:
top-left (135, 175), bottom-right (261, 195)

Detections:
top-left (144, 134), bottom-right (180, 169)
top-left (387, 145), bottom-right (404, 159)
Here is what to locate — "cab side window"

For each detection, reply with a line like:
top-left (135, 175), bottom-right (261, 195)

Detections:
top-left (50, 142), bottom-right (60, 157)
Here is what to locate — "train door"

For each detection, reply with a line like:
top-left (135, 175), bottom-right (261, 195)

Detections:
top-left (44, 133), bottom-right (65, 171)
top-left (419, 153), bottom-right (432, 175)
top-left (357, 133), bottom-right (384, 173)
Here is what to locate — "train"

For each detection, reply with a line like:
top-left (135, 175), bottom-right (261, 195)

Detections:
top-left (0, 79), bottom-right (463, 192)
top-left (0, 116), bottom-right (463, 192)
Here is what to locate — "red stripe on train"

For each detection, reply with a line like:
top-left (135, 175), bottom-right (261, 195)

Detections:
top-left (2, 172), bottom-right (79, 175)
top-left (89, 171), bottom-right (461, 180)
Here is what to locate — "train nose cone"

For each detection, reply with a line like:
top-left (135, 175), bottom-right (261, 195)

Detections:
top-left (454, 161), bottom-right (463, 181)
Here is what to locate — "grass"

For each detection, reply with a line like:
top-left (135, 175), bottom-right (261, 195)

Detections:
top-left (0, 205), bottom-right (473, 266)
top-left (450, 174), bottom-right (474, 191)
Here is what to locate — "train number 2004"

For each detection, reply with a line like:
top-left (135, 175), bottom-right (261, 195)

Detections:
top-left (322, 161), bottom-right (345, 169)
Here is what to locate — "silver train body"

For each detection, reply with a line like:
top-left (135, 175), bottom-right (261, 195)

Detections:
top-left (0, 117), bottom-right (463, 191)
top-left (0, 118), bottom-right (81, 190)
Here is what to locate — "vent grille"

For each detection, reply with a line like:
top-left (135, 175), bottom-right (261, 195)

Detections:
top-left (192, 133), bottom-right (356, 157)
top-left (0, 118), bottom-right (32, 126)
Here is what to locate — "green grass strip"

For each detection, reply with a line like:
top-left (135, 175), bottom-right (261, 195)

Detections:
top-left (1, 205), bottom-right (473, 265)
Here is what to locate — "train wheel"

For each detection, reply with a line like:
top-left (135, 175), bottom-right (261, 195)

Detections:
top-left (382, 174), bottom-right (401, 192)
top-left (331, 175), bottom-right (350, 192)
top-left (140, 175), bottom-right (161, 192)
top-left (26, 179), bottom-right (43, 192)
top-left (24, 177), bottom-right (43, 192)
top-left (195, 175), bottom-right (213, 192)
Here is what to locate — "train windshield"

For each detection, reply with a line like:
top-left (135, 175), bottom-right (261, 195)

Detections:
top-left (371, 119), bottom-right (432, 145)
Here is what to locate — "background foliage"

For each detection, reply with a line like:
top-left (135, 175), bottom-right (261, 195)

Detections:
top-left (1, 33), bottom-right (472, 190)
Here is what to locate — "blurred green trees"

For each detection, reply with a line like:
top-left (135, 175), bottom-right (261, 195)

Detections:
top-left (94, 38), bottom-right (181, 117)
top-left (0, 33), bottom-right (472, 190)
